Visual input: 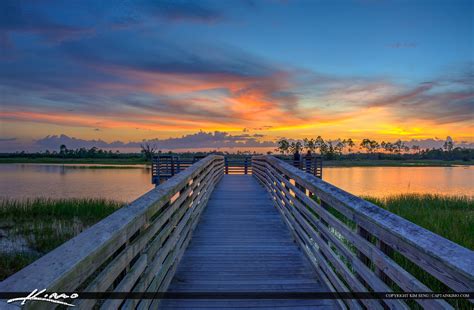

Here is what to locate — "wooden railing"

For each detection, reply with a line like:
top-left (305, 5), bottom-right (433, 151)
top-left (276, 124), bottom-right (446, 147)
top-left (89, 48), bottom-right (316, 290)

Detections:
top-left (276, 155), bottom-right (323, 179)
top-left (252, 155), bottom-right (473, 310)
top-left (0, 155), bottom-right (224, 309)
top-left (224, 156), bottom-right (252, 175)
top-left (152, 155), bottom-right (252, 184)
top-left (151, 155), bottom-right (199, 184)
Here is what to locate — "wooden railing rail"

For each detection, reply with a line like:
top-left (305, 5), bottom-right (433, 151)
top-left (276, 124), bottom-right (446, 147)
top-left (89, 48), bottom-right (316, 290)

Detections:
top-left (152, 155), bottom-right (252, 184)
top-left (252, 155), bottom-right (473, 310)
top-left (276, 155), bottom-right (323, 179)
top-left (224, 156), bottom-right (252, 175)
top-left (0, 155), bottom-right (225, 309)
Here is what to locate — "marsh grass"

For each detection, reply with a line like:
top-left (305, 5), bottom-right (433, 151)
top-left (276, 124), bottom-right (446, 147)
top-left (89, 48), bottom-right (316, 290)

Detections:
top-left (364, 194), bottom-right (473, 309)
top-left (312, 194), bottom-right (473, 309)
top-left (0, 198), bottom-right (123, 280)
top-left (364, 194), bottom-right (473, 250)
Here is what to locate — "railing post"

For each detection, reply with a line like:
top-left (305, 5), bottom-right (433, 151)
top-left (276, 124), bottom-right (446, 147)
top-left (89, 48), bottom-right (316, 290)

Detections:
top-left (170, 156), bottom-right (175, 176)
top-left (305, 156), bottom-right (311, 173)
top-left (376, 239), bottom-right (395, 285)
top-left (244, 157), bottom-right (248, 174)
top-left (356, 225), bottom-right (372, 289)
top-left (225, 157), bottom-right (229, 174)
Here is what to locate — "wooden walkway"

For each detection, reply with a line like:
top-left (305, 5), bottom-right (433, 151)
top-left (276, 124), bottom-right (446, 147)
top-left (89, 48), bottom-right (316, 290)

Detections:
top-left (161, 175), bottom-right (336, 309)
top-left (2, 155), bottom-right (472, 309)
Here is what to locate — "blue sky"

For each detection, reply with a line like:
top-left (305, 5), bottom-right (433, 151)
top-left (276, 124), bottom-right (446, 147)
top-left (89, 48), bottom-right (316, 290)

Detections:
top-left (0, 0), bottom-right (473, 151)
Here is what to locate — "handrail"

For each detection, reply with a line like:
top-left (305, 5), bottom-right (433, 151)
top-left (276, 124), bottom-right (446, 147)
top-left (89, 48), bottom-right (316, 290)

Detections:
top-left (153, 156), bottom-right (252, 184)
top-left (0, 155), bottom-right (225, 309)
top-left (252, 155), bottom-right (473, 309)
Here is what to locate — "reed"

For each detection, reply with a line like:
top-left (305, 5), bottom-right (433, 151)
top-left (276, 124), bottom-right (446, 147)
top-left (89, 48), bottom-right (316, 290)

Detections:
top-left (0, 198), bottom-right (123, 280)
top-left (364, 194), bottom-right (473, 250)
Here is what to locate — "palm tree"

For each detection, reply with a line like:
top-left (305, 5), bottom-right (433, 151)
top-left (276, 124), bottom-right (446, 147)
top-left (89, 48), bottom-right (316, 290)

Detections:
top-left (343, 138), bottom-right (355, 153)
top-left (303, 138), bottom-right (316, 153)
top-left (276, 139), bottom-right (290, 154)
top-left (360, 139), bottom-right (379, 153)
top-left (289, 141), bottom-right (303, 154)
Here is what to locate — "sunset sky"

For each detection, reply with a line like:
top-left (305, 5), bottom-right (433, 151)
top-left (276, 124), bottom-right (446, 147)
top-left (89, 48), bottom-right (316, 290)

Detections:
top-left (1, 0), bottom-right (473, 151)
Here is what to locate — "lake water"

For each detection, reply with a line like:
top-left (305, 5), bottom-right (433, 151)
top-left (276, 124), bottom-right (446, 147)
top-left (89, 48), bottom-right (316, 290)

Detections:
top-left (0, 164), bottom-right (472, 201)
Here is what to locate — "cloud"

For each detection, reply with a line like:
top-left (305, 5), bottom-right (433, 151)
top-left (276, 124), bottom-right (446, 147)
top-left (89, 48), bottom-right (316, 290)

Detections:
top-left (33, 131), bottom-right (276, 151)
top-left (0, 1), bottom-right (94, 42)
top-left (0, 137), bottom-right (17, 142)
top-left (4, 134), bottom-right (473, 153)
top-left (0, 0), bottom-right (225, 38)
top-left (0, 28), bottom-right (305, 130)
top-left (0, 1), bottom-right (472, 144)
top-left (141, 1), bottom-right (222, 23)
top-left (366, 75), bottom-right (474, 124)
top-left (401, 138), bottom-right (474, 149)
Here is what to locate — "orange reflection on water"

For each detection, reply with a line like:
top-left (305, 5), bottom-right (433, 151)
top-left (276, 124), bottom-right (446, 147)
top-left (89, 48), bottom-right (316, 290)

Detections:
top-left (323, 166), bottom-right (474, 198)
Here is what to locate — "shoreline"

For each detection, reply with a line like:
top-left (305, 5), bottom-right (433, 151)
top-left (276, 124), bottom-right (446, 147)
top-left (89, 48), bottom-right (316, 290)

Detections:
top-left (0, 158), bottom-right (472, 167)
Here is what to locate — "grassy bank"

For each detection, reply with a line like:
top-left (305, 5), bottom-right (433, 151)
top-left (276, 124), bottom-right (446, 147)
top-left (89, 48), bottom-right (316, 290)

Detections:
top-left (364, 194), bottom-right (473, 309)
top-left (0, 198), bottom-right (123, 280)
top-left (365, 194), bottom-right (473, 250)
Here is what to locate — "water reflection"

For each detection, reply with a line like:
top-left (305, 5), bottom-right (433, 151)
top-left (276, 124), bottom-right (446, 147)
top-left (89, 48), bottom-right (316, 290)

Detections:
top-left (323, 166), bottom-right (473, 197)
top-left (0, 164), bottom-right (154, 202)
top-left (0, 164), bottom-right (472, 201)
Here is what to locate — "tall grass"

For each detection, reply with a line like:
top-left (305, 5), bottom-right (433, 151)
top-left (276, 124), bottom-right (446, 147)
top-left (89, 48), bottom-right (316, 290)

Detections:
top-left (0, 198), bottom-right (123, 280)
top-left (364, 194), bottom-right (473, 309)
top-left (364, 194), bottom-right (473, 250)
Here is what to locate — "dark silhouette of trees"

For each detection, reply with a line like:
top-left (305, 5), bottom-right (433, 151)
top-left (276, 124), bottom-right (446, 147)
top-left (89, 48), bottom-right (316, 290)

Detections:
top-left (288, 141), bottom-right (303, 155)
top-left (140, 143), bottom-right (156, 161)
top-left (276, 139), bottom-right (290, 154)
top-left (1, 135), bottom-right (472, 163)
top-left (360, 139), bottom-right (379, 153)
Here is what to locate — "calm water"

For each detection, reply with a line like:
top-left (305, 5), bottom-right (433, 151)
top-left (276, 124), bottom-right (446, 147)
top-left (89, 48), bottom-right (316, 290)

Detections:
top-left (323, 166), bottom-right (473, 197)
top-left (0, 164), bottom-right (154, 202)
top-left (0, 164), bottom-right (472, 201)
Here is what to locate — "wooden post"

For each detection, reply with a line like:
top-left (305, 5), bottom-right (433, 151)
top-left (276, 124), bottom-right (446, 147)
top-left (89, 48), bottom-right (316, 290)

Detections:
top-left (170, 156), bottom-right (175, 176)
top-left (356, 225), bottom-right (372, 289)
top-left (376, 239), bottom-right (395, 285)
top-left (155, 156), bottom-right (160, 185)
top-left (244, 157), bottom-right (248, 174)
top-left (225, 157), bottom-right (229, 174)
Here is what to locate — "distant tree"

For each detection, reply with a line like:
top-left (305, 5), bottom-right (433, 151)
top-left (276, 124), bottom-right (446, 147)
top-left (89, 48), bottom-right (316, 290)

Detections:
top-left (289, 141), bottom-right (303, 154)
top-left (276, 139), bottom-right (290, 154)
top-left (443, 137), bottom-right (454, 152)
top-left (314, 136), bottom-right (327, 155)
top-left (392, 140), bottom-right (406, 154)
top-left (360, 139), bottom-right (379, 153)
top-left (88, 146), bottom-right (98, 157)
top-left (303, 138), bottom-right (316, 153)
top-left (141, 143), bottom-right (156, 161)
top-left (343, 138), bottom-right (355, 153)
top-left (59, 144), bottom-right (67, 157)
top-left (334, 140), bottom-right (346, 156)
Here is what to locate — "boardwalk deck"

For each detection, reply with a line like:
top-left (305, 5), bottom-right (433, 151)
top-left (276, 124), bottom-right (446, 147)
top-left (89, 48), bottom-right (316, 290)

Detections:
top-left (161, 175), bottom-right (336, 309)
top-left (2, 155), bottom-right (472, 309)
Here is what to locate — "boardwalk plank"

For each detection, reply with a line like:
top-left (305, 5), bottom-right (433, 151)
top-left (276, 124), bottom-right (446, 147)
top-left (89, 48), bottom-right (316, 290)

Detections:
top-left (161, 175), bottom-right (336, 310)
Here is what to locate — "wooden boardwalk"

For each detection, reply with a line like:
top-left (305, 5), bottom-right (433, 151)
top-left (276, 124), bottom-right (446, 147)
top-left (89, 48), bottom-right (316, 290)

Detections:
top-left (161, 175), bottom-right (336, 309)
top-left (2, 156), bottom-right (471, 309)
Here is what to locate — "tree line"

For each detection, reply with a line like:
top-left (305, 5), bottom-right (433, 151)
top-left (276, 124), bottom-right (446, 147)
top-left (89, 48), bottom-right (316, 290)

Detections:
top-left (274, 137), bottom-right (472, 161)
top-left (1, 138), bottom-right (472, 162)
